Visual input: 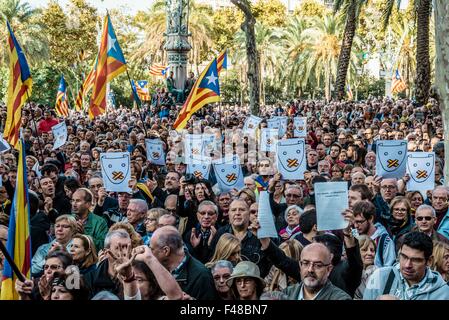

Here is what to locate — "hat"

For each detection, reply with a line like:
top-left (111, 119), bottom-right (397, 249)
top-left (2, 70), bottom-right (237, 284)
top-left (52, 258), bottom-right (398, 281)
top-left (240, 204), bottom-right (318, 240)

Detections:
top-left (226, 261), bottom-right (265, 289)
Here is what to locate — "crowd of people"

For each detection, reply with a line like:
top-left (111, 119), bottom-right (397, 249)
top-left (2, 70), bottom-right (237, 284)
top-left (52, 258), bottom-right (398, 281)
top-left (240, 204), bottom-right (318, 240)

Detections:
top-left (0, 88), bottom-right (448, 301)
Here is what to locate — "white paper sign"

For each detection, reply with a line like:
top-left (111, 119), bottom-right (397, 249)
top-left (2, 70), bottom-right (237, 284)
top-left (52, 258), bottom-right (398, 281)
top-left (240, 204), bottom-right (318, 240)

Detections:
top-left (294, 117), bottom-right (307, 137)
top-left (51, 122), bottom-right (67, 150)
top-left (0, 134), bottom-right (11, 153)
top-left (145, 139), bottom-right (165, 166)
top-left (376, 140), bottom-right (407, 179)
top-left (315, 182), bottom-right (349, 231)
top-left (32, 161), bottom-right (41, 178)
top-left (273, 116), bottom-right (288, 137)
top-left (260, 128), bottom-right (278, 152)
top-left (276, 138), bottom-right (306, 180)
top-left (406, 152), bottom-right (435, 192)
top-left (213, 155), bottom-right (244, 192)
top-left (100, 152), bottom-right (132, 192)
top-left (267, 118), bottom-right (281, 136)
top-left (257, 191), bottom-right (278, 239)
top-left (202, 133), bottom-right (220, 157)
top-left (184, 134), bottom-right (204, 164)
top-left (187, 156), bottom-right (212, 180)
top-left (243, 115), bottom-right (262, 135)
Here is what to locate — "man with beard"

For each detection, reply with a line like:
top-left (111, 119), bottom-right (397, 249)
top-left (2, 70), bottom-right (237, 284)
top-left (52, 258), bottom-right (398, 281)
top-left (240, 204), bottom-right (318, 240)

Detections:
top-left (283, 243), bottom-right (351, 300)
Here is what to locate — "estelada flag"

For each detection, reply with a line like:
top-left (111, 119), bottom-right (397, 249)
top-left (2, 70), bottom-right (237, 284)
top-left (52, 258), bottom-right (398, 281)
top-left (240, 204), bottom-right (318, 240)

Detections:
top-left (3, 21), bottom-right (32, 150)
top-left (89, 14), bottom-right (127, 119)
top-left (173, 58), bottom-right (220, 131)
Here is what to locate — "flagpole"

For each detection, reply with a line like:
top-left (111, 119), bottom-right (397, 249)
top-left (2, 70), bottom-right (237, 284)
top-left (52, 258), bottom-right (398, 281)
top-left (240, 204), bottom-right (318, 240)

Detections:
top-left (125, 70), bottom-right (149, 137)
top-left (0, 239), bottom-right (26, 282)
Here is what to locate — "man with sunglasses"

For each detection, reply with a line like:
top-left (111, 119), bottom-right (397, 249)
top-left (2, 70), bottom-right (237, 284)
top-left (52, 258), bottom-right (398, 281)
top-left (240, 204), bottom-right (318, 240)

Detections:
top-left (407, 205), bottom-right (449, 244)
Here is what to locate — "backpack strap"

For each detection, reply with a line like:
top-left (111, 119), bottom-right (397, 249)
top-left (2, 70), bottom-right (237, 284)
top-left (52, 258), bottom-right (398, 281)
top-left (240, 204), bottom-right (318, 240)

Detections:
top-left (382, 269), bottom-right (396, 295)
top-left (378, 233), bottom-right (388, 266)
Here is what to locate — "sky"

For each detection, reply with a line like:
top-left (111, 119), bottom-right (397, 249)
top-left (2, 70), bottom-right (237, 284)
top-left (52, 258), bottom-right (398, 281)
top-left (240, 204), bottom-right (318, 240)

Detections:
top-left (27, 0), bottom-right (154, 15)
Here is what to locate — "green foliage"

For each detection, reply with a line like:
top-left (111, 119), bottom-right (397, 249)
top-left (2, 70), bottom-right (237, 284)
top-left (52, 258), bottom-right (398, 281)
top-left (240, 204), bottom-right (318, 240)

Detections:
top-left (252, 0), bottom-right (287, 27)
top-left (294, 0), bottom-right (329, 19)
top-left (356, 73), bottom-right (385, 99)
top-left (31, 63), bottom-right (62, 105)
top-left (212, 7), bottom-right (243, 52)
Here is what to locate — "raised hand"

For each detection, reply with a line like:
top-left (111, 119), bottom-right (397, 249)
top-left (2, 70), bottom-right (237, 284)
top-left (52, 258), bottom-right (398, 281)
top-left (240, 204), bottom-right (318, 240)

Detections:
top-left (190, 228), bottom-right (201, 248)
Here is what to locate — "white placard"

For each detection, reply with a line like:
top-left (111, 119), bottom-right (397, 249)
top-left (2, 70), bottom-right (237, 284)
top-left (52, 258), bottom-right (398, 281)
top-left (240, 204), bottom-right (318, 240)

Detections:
top-left (51, 122), bottom-right (67, 150)
top-left (243, 115), bottom-right (262, 135)
top-left (184, 134), bottom-right (204, 164)
top-left (406, 152), bottom-right (435, 192)
top-left (100, 152), bottom-right (132, 192)
top-left (260, 128), bottom-right (278, 152)
top-left (294, 117), bottom-right (307, 137)
top-left (276, 138), bottom-right (306, 180)
top-left (32, 161), bottom-right (41, 178)
top-left (187, 156), bottom-right (212, 180)
top-left (0, 134), bottom-right (11, 153)
top-left (257, 191), bottom-right (278, 239)
top-left (376, 140), bottom-right (407, 179)
top-left (213, 155), bottom-right (244, 192)
top-left (315, 182), bottom-right (349, 231)
top-left (267, 118), bottom-right (281, 136)
top-left (274, 116), bottom-right (288, 137)
top-left (145, 139), bottom-right (165, 166)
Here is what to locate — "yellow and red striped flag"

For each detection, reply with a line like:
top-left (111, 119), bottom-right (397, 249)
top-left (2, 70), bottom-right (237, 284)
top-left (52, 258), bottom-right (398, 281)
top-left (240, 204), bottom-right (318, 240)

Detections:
top-left (55, 75), bottom-right (69, 117)
top-left (217, 49), bottom-right (228, 75)
top-left (149, 63), bottom-right (169, 77)
top-left (173, 58), bottom-right (220, 131)
top-left (391, 69), bottom-right (407, 94)
top-left (75, 68), bottom-right (95, 112)
top-left (0, 139), bottom-right (32, 300)
top-left (3, 21), bottom-right (32, 150)
top-left (89, 14), bottom-right (127, 119)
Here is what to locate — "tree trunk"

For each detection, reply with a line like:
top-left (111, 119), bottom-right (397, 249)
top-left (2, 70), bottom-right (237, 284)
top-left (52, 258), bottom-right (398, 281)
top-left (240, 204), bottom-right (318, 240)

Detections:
top-left (434, 1), bottom-right (449, 185)
top-left (335, 0), bottom-right (357, 101)
top-left (231, 0), bottom-right (260, 115)
top-left (415, 0), bottom-right (431, 106)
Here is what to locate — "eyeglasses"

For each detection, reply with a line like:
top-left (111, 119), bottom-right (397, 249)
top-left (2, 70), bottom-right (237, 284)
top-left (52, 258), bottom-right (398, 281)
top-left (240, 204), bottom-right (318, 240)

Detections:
top-left (353, 219), bottom-right (367, 225)
top-left (399, 252), bottom-right (425, 265)
top-left (286, 194), bottom-right (300, 198)
top-left (393, 208), bottom-right (408, 212)
top-left (416, 216), bottom-right (433, 221)
top-left (381, 185), bottom-right (396, 190)
top-left (198, 211), bottom-right (216, 216)
top-left (44, 264), bottom-right (62, 271)
top-left (299, 260), bottom-right (330, 270)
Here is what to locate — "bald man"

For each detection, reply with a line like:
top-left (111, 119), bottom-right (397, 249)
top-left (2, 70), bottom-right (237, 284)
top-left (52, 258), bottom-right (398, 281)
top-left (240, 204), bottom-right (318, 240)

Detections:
top-left (150, 226), bottom-right (218, 300)
top-left (283, 243), bottom-right (351, 300)
top-left (209, 199), bottom-right (272, 278)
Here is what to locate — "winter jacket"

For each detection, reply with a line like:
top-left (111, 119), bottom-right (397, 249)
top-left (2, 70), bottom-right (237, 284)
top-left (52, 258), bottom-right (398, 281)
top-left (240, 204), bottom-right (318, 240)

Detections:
top-left (283, 280), bottom-right (352, 300)
top-left (31, 239), bottom-right (72, 277)
top-left (371, 223), bottom-right (396, 267)
top-left (262, 239), bottom-right (363, 297)
top-left (79, 212), bottom-right (109, 251)
top-left (363, 263), bottom-right (449, 300)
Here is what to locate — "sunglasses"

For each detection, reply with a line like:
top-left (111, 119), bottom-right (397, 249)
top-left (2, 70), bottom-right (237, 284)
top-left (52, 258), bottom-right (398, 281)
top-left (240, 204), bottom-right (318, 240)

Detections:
top-left (416, 216), bottom-right (433, 222)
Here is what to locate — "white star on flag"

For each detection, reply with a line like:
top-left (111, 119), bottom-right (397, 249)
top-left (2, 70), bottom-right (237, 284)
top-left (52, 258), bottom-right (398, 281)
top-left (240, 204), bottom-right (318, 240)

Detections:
top-left (206, 72), bottom-right (217, 86)
top-left (108, 33), bottom-right (117, 52)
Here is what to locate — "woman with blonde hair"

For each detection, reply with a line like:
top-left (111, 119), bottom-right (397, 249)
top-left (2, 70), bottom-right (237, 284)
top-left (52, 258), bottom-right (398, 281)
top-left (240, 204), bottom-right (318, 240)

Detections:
top-left (354, 235), bottom-right (377, 299)
top-left (264, 239), bottom-right (302, 292)
top-left (388, 196), bottom-right (414, 246)
top-left (237, 188), bottom-right (256, 207)
top-left (206, 233), bottom-right (242, 268)
top-left (431, 241), bottom-right (449, 282)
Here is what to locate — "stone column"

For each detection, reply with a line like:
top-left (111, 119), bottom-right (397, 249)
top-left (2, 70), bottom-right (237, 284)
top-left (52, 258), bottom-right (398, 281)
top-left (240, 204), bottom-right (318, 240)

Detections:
top-left (164, 0), bottom-right (191, 91)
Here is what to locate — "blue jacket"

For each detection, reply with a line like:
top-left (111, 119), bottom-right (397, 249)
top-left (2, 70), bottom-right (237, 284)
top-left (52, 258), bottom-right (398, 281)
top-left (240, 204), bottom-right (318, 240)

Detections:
top-left (364, 263), bottom-right (449, 300)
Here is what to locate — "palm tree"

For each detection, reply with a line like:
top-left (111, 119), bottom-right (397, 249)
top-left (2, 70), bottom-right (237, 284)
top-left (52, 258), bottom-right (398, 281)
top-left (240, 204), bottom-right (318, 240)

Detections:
top-left (132, 0), bottom-right (214, 75)
top-left (0, 0), bottom-right (48, 65)
top-left (279, 15), bottom-right (309, 97)
top-left (383, 0), bottom-right (431, 106)
top-left (334, 0), bottom-right (368, 100)
top-left (302, 15), bottom-right (343, 101)
top-left (391, 18), bottom-right (416, 98)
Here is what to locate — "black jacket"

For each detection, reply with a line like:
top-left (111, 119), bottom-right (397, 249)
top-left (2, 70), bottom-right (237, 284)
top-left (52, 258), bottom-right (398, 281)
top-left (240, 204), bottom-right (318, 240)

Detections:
top-left (174, 252), bottom-right (219, 300)
top-left (268, 192), bottom-right (288, 232)
top-left (183, 226), bottom-right (213, 264)
top-left (30, 210), bottom-right (50, 255)
top-left (262, 239), bottom-right (363, 297)
top-left (84, 259), bottom-right (122, 299)
top-left (209, 225), bottom-right (273, 278)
